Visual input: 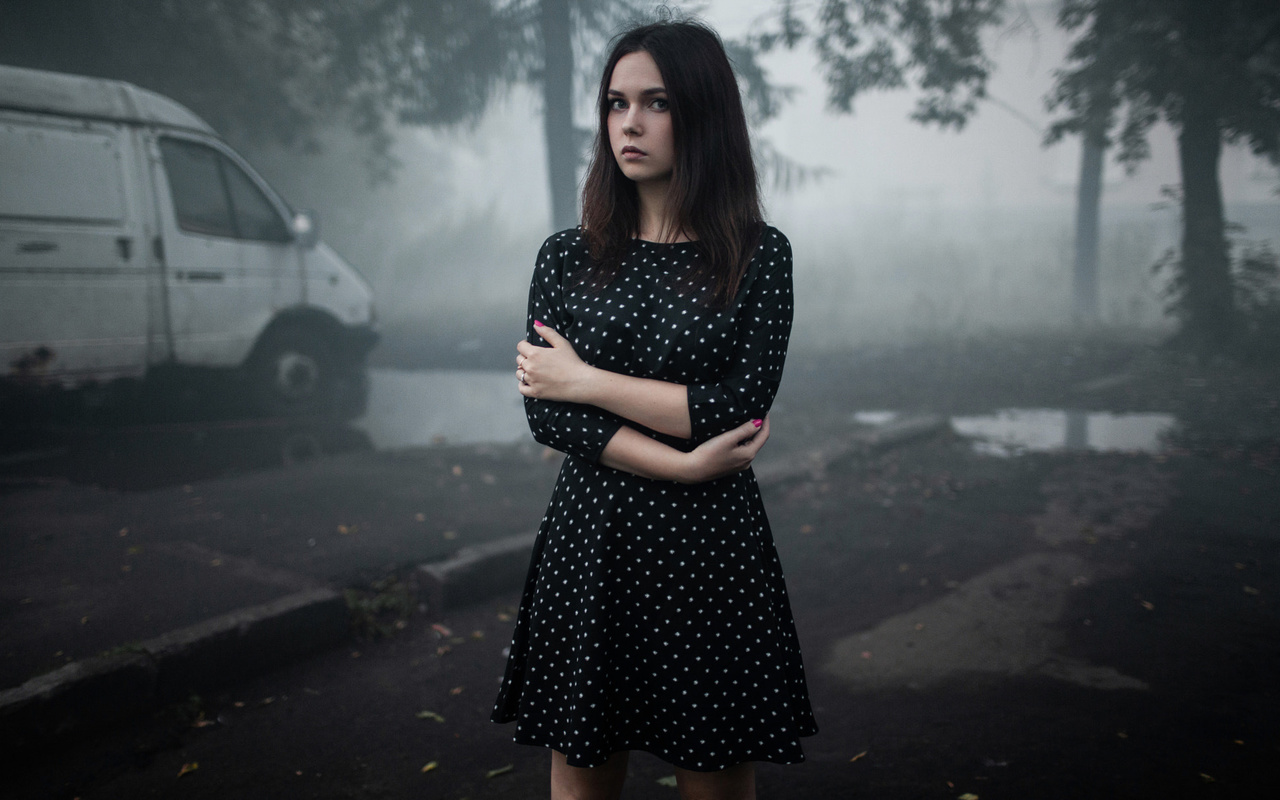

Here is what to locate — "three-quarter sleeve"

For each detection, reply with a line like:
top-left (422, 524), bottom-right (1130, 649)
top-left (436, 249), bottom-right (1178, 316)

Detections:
top-left (686, 229), bottom-right (794, 444)
top-left (523, 233), bottom-right (626, 462)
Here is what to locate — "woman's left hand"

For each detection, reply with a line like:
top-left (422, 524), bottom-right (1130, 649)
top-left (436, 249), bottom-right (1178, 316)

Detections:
top-left (516, 322), bottom-right (593, 402)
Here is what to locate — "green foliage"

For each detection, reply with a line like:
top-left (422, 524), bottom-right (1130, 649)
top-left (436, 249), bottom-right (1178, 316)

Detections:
top-left (758, 0), bottom-right (1006, 128)
top-left (0, 0), bottom-right (521, 178)
top-left (344, 574), bottom-right (417, 640)
top-left (1046, 0), bottom-right (1280, 167)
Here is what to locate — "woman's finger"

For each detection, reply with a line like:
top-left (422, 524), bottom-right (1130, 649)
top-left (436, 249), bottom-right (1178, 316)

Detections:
top-left (532, 321), bottom-right (566, 347)
top-left (516, 340), bottom-right (539, 358)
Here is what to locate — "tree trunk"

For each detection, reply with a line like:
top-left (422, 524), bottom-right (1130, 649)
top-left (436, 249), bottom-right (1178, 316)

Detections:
top-left (1072, 129), bottom-right (1105, 324)
top-left (539, 0), bottom-right (577, 230)
top-left (1176, 93), bottom-right (1234, 349)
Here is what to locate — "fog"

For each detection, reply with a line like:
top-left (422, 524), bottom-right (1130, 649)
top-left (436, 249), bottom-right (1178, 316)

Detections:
top-left (240, 0), bottom-right (1279, 361)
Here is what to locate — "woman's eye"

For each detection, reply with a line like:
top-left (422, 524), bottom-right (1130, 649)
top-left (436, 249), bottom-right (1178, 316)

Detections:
top-left (651, 98), bottom-right (669, 111)
top-left (609, 98), bottom-right (627, 111)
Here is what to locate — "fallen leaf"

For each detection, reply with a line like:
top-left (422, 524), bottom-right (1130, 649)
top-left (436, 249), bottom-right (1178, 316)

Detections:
top-left (861, 651), bottom-right (872, 660)
top-left (959, 794), bottom-right (979, 800)
top-left (126, 546), bottom-right (142, 555)
top-left (486, 764), bottom-right (514, 778)
top-left (443, 530), bottom-right (458, 540)
top-left (451, 465), bottom-right (463, 476)
top-left (1116, 731), bottom-right (1128, 739)
top-left (1200, 773), bottom-right (1215, 782)
top-left (210, 559), bottom-right (222, 567)
top-left (421, 761), bottom-right (439, 773)
top-left (482, 473), bottom-right (496, 484)
top-left (80, 616), bottom-right (89, 625)
top-left (1243, 586), bottom-right (1260, 595)
top-left (415, 513), bottom-right (426, 522)
top-left (799, 524), bottom-right (813, 534)
top-left (177, 762), bottom-right (198, 778)
top-left (656, 775), bottom-right (678, 787)
top-left (471, 630), bottom-right (485, 639)
top-left (849, 750), bottom-right (868, 762)
top-left (1139, 600), bottom-right (1155, 611)
top-left (416, 710), bottom-right (445, 722)
top-left (497, 612), bottom-right (512, 622)
top-left (118, 528), bottom-right (129, 536)
top-left (432, 623), bottom-right (454, 637)
top-left (450, 686), bottom-right (464, 695)
top-left (436, 645), bottom-right (452, 656)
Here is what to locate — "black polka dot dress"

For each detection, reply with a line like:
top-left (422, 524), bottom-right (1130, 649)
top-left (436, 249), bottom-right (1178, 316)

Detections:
top-left (491, 226), bottom-right (818, 771)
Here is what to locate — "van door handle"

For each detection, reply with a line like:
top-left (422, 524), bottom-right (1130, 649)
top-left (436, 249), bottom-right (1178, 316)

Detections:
top-left (117, 237), bottom-right (133, 261)
top-left (18, 241), bottom-right (57, 253)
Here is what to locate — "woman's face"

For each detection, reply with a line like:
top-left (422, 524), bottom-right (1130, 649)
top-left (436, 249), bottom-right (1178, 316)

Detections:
top-left (607, 50), bottom-right (675, 186)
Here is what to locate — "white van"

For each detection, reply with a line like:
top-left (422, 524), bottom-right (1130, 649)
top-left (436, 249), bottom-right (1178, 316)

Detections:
top-left (0, 64), bottom-right (377, 416)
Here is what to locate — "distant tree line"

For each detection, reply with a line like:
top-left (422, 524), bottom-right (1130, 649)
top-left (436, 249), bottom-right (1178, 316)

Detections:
top-left (3, 0), bottom-right (1278, 352)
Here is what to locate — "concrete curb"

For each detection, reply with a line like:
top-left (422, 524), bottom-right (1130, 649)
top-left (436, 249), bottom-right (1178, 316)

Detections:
top-left (0, 587), bottom-right (348, 750)
top-left (418, 532), bottom-right (538, 617)
top-left (0, 415), bottom-right (951, 750)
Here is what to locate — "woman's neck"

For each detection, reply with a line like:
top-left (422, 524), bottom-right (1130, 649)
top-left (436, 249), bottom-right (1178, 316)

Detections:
top-left (635, 179), bottom-right (691, 243)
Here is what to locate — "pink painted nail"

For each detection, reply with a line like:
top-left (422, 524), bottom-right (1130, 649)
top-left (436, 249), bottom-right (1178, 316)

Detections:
top-left (752, 419), bottom-right (763, 428)
top-left (534, 320), bottom-right (543, 327)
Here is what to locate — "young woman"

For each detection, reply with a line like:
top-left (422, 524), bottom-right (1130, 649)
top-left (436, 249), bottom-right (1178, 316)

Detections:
top-left (492, 18), bottom-right (817, 800)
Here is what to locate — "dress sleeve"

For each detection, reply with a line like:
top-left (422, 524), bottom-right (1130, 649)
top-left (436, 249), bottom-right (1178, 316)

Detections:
top-left (523, 233), bottom-right (626, 462)
top-left (686, 229), bottom-right (794, 444)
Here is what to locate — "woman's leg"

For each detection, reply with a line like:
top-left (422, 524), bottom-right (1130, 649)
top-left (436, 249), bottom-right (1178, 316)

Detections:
top-left (550, 749), bottom-right (630, 800)
top-left (675, 762), bottom-right (756, 800)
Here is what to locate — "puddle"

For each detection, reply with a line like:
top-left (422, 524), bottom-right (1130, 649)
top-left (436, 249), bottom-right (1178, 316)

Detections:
top-left (354, 368), bottom-right (529, 450)
top-left (951, 409), bottom-right (1176, 456)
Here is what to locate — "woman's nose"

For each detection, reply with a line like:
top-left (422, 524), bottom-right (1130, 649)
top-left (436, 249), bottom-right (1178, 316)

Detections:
top-left (622, 108), bottom-right (641, 135)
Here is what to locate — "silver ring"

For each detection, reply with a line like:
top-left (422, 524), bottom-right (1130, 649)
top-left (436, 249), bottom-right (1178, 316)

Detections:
top-left (518, 368), bottom-right (527, 385)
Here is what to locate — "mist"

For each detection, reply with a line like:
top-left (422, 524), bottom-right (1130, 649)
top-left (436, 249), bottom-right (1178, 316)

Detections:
top-left (238, 0), bottom-right (1279, 361)
top-left (5, 3), bottom-right (1280, 796)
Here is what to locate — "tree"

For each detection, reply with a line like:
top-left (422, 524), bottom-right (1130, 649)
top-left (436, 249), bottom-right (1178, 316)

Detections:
top-left (0, 0), bottom-right (521, 178)
top-left (758, 0), bottom-right (1006, 129)
top-left (1046, 0), bottom-right (1280, 350)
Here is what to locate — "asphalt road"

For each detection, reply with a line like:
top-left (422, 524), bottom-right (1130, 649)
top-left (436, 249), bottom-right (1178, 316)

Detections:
top-left (5, 332), bottom-right (1280, 798)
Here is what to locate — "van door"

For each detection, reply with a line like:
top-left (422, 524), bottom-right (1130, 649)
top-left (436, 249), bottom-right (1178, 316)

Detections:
top-left (0, 115), bottom-right (148, 382)
top-left (150, 134), bottom-right (301, 368)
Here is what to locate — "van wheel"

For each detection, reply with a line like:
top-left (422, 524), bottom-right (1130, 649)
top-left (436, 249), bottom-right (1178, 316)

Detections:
top-left (249, 328), bottom-right (335, 417)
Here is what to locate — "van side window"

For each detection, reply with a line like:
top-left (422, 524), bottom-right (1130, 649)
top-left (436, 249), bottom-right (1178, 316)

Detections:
top-left (159, 138), bottom-right (289, 243)
top-left (222, 158), bottom-right (291, 242)
top-left (159, 139), bottom-right (236, 238)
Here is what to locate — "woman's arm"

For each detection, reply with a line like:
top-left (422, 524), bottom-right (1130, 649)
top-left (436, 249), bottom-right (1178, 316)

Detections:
top-left (598, 416), bottom-right (769, 483)
top-left (518, 321), bottom-right (692, 438)
top-left (518, 229), bottom-right (793, 443)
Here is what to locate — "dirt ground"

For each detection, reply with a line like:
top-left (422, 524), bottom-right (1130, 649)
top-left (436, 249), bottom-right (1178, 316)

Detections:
top-left (8, 329), bottom-right (1280, 799)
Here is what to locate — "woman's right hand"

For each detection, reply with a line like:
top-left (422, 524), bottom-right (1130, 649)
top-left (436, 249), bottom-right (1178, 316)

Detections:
top-left (682, 416), bottom-right (771, 483)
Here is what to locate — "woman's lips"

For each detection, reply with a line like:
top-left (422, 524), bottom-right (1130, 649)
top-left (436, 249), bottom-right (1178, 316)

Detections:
top-left (621, 145), bottom-right (647, 160)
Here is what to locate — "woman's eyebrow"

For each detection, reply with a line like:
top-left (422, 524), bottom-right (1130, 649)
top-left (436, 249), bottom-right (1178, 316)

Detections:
top-left (607, 87), bottom-right (667, 96)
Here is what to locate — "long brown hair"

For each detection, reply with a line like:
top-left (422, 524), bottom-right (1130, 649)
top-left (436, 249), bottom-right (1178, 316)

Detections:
top-left (579, 19), bottom-right (763, 308)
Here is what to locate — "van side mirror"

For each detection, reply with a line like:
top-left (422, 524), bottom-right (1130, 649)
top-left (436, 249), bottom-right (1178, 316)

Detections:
top-left (291, 210), bottom-right (319, 249)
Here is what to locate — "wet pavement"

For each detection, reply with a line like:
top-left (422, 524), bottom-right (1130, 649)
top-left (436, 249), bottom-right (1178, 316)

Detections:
top-left (4, 332), bottom-right (1280, 798)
